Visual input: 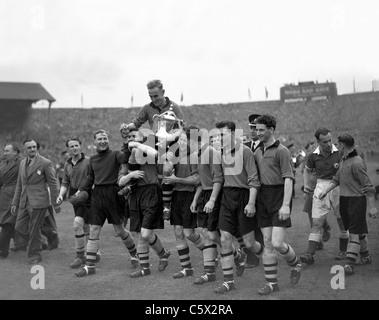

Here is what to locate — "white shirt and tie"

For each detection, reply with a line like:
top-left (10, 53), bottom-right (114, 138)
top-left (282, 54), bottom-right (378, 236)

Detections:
top-left (25, 157), bottom-right (35, 174)
top-left (251, 140), bottom-right (261, 152)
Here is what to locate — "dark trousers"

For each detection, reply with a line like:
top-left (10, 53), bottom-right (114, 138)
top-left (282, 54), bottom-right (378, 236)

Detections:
top-left (15, 205), bottom-right (49, 260)
top-left (0, 223), bottom-right (14, 257)
top-left (14, 206), bottom-right (58, 250)
top-left (44, 206), bottom-right (59, 243)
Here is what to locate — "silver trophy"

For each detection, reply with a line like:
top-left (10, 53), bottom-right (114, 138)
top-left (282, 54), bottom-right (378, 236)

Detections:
top-left (153, 107), bottom-right (183, 147)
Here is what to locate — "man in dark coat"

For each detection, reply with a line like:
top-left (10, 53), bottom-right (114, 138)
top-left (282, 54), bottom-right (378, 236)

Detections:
top-left (0, 143), bottom-right (22, 258)
top-left (245, 114), bottom-right (262, 152)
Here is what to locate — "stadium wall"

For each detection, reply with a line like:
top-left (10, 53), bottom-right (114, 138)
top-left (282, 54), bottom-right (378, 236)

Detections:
top-left (1, 91), bottom-right (378, 165)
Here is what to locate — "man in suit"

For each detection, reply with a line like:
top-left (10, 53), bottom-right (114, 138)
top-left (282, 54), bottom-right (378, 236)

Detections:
top-left (11, 139), bottom-right (61, 264)
top-left (0, 143), bottom-right (22, 258)
top-left (245, 114), bottom-right (262, 152)
top-left (36, 141), bottom-right (60, 250)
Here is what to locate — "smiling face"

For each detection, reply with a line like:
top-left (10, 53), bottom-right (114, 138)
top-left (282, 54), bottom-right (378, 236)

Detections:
top-left (126, 130), bottom-right (144, 144)
top-left (126, 131), bottom-right (137, 144)
top-left (148, 87), bottom-right (166, 108)
top-left (94, 132), bottom-right (109, 152)
top-left (256, 123), bottom-right (273, 144)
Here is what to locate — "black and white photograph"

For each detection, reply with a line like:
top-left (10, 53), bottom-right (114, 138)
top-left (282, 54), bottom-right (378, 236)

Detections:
top-left (0, 0), bottom-right (378, 305)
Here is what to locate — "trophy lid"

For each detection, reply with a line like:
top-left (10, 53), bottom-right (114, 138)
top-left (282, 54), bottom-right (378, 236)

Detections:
top-left (155, 107), bottom-right (177, 121)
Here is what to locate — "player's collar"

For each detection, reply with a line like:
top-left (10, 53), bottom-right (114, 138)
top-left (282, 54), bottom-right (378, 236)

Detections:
top-left (313, 144), bottom-right (338, 155)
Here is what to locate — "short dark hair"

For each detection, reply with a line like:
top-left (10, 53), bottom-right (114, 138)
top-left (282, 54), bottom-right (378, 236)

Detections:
top-left (255, 114), bottom-right (276, 130)
top-left (337, 134), bottom-right (355, 148)
top-left (147, 79), bottom-right (163, 90)
top-left (215, 121), bottom-right (236, 132)
top-left (5, 142), bottom-right (21, 154)
top-left (93, 129), bottom-right (108, 139)
top-left (314, 127), bottom-right (330, 140)
top-left (23, 139), bottom-right (35, 145)
top-left (65, 136), bottom-right (82, 148)
top-left (185, 125), bottom-right (201, 143)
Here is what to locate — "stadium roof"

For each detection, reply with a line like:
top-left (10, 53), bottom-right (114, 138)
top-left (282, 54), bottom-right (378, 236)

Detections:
top-left (0, 82), bottom-right (55, 102)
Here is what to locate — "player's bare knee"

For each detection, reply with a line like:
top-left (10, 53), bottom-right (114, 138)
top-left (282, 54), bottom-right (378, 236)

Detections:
top-left (140, 229), bottom-right (153, 242)
top-left (183, 229), bottom-right (196, 240)
top-left (208, 232), bottom-right (218, 243)
top-left (174, 226), bottom-right (185, 240)
top-left (220, 232), bottom-right (233, 249)
top-left (349, 233), bottom-right (359, 242)
top-left (312, 218), bottom-right (324, 230)
top-left (114, 227), bottom-right (126, 238)
top-left (83, 223), bottom-right (90, 235)
top-left (263, 239), bottom-right (274, 252)
top-left (201, 229), bottom-right (210, 240)
top-left (89, 225), bottom-right (101, 238)
top-left (73, 217), bottom-right (84, 233)
top-left (271, 239), bottom-right (284, 251)
top-left (242, 236), bottom-right (254, 249)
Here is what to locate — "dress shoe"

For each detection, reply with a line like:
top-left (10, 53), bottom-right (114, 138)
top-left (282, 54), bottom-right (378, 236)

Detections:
top-left (48, 234), bottom-right (59, 250)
